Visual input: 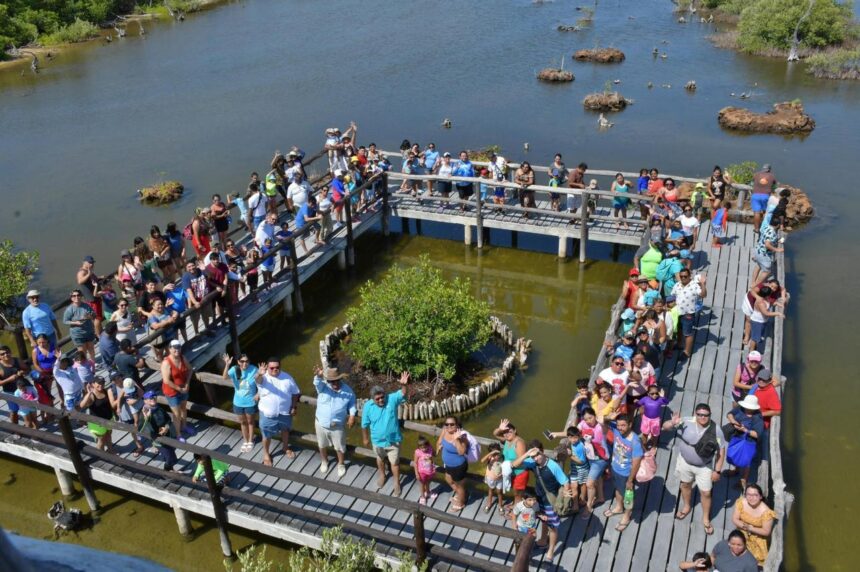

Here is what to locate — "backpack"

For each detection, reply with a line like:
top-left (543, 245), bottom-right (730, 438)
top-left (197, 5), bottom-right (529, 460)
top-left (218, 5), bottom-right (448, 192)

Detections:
top-left (182, 220), bottom-right (194, 240)
top-left (690, 421), bottom-right (720, 461)
top-left (462, 431), bottom-right (481, 463)
top-left (655, 258), bottom-right (675, 284)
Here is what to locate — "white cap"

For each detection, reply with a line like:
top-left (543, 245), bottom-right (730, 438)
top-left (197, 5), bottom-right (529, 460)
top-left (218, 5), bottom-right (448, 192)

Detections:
top-left (123, 378), bottom-right (136, 392)
top-left (169, 339), bottom-right (182, 348)
top-left (333, 169), bottom-right (344, 177)
top-left (27, 290), bottom-right (40, 298)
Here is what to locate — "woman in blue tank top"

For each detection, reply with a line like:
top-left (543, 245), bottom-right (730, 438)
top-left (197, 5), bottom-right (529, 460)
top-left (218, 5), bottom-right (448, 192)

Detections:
top-left (437, 416), bottom-right (469, 512)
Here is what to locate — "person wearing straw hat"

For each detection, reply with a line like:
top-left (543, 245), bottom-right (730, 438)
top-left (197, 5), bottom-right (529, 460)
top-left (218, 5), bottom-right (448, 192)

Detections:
top-left (726, 394), bottom-right (765, 490)
top-left (312, 366), bottom-right (357, 478)
top-left (22, 290), bottom-right (60, 348)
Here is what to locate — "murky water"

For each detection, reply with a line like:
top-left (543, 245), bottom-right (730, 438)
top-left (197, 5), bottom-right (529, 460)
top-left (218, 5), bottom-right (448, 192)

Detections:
top-left (1, 0), bottom-right (858, 568)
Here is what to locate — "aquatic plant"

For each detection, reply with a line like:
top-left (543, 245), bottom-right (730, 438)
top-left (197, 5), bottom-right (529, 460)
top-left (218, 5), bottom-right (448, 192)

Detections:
top-left (805, 47), bottom-right (860, 78)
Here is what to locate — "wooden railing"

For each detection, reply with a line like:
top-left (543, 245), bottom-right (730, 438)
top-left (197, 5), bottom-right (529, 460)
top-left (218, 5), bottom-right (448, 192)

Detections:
top-left (0, 392), bottom-right (532, 571)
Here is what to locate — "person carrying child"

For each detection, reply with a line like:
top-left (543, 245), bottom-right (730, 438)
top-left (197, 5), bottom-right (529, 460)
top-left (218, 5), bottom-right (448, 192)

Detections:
top-left (413, 436), bottom-right (438, 506)
top-left (482, 443), bottom-right (505, 514)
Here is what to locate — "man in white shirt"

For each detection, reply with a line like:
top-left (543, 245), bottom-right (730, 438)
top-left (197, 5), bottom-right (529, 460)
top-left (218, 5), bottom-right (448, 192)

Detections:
top-left (671, 269), bottom-right (707, 359)
top-left (287, 173), bottom-right (313, 213)
top-left (247, 182), bottom-right (269, 231)
top-left (254, 212), bottom-right (277, 249)
top-left (255, 358), bottom-right (301, 466)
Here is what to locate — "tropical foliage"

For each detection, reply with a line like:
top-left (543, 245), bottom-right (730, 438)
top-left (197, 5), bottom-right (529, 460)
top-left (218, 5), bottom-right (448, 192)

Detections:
top-left (736, 0), bottom-right (853, 53)
top-left (0, 240), bottom-right (39, 324)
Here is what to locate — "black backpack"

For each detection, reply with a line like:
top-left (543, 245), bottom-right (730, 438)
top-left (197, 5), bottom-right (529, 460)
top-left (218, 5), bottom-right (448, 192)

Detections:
top-left (692, 421), bottom-right (719, 460)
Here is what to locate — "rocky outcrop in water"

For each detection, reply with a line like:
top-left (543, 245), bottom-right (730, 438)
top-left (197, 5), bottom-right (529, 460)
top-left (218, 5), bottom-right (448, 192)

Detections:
top-left (582, 91), bottom-right (629, 111)
top-left (137, 181), bottom-right (184, 204)
top-left (718, 102), bottom-right (815, 134)
top-left (573, 48), bottom-right (625, 63)
top-left (537, 68), bottom-right (574, 82)
top-left (675, 181), bottom-right (814, 226)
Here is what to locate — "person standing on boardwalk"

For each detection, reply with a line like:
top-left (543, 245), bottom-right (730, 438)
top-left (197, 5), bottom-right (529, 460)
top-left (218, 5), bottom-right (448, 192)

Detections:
top-left (255, 358), bottom-right (301, 466)
top-left (663, 403), bottom-right (726, 536)
top-left (313, 366), bottom-right (356, 478)
top-left (361, 372), bottom-right (411, 496)
top-left (222, 353), bottom-right (258, 453)
top-left (751, 215), bottom-right (784, 287)
top-left (452, 151), bottom-right (475, 211)
top-left (671, 269), bottom-right (707, 359)
top-left (748, 368), bottom-right (782, 465)
top-left (0, 346), bottom-right (28, 425)
top-left (141, 390), bottom-right (178, 472)
top-left (494, 419), bottom-right (529, 505)
top-left (731, 483), bottom-right (776, 566)
top-left (599, 414), bottom-right (643, 533)
top-left (63, 289), bottom-right (97, 362)
top-left (22, 290), bottom-right (60, 348)
top-left (751, 164), bottom-right (776, 232)
top-left (437, 415), bottom-right (470, 512)
top-left (161, 339), bottom-right (193, 440)
top-left (76, 255), bottom-right (103, 336)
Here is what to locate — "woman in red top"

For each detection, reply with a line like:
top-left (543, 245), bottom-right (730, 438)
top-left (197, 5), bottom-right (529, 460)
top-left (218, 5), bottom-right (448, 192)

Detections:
top-left (191, 208), bottom-right (212, 259)
top-left (623, 268), bottom-right (641, 309)
top-left (160, 340), bottom-right (193, 439)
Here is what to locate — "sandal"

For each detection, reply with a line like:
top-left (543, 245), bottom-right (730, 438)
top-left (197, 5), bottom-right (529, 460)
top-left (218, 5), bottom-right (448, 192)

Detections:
top-left (483, 503), bottom-right (492, 513)
top-left (615, 519), bottom-right (631, 532)
top-left (603, 508), bottom-right (624, 518)
top-left (419, 496), bottom-right (427, 506)
top-left (704, 522), bottom-right (714, 535)
top-left (675, 508), bottom-right (691, 520)
top-left (448, 502), bottom-right (465, 513)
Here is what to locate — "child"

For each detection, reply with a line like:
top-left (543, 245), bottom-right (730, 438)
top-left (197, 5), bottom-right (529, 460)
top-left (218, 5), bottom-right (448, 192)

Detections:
top-left (638, 386), bottom-right (669, 448)
top-left (259, 237), bottom-right (276, 287)
top-left (116, 377), bottom-right (146, 455)
top-left (691, 182), bottom-right (707, 218)
top-left (510, 494), bottom-right (545, 536)
top-left (317, 189), bottom-right (333, 242)
top-left (565, 426), bottom-right (589, 512)
top-left (569, 378), bottom-right (593, 423)
top-left (14, 378), bottom-right (38, 429)
top-left (228, 193), bottom-right (249, 233)
top-left (481, 443), bottom-right (504, 513)
top-left (192, 453), bottom-right (230, 488)
top-left (637, 168), bottom-right (650, 219)
top-left (98, 279), bottom-right (118, 320)
top-left (72, 351), bottom-right (95, 385)
top-left (548, 168), bottom-right (561, 212)
top-left (479, 168), bottom-right (491, 202)
top-left (711, 200), bottom-right (729, 248)
top-left (244, 248), bottom-right (260, 299)
top-left (275, 222), bottom-right (293, 271)
top-left (413, 436), bottom-right (437, 505)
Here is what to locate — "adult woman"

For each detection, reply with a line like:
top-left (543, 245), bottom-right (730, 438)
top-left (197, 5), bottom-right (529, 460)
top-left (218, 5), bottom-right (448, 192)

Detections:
top-left (63, 290), bottom-right (96, 361)
top-left (611, 173), bottom-right (632, 228)
top-left (710, 530), bottom-right (759, 572)
top-left (647, 168), bottom-right (664, 196)
top-left (591, 383), bottom-right (625, 418)
top-left (743, 277), bottom-right (788, 346)
top-left (161, 339), bottom-right (193, 439)
top-left (515, 161), bottom-right (536, 215)
top-left (0, 346), bottom-right (27, 425)
top-left (148, 225), bottom-right (176, 282)
top-left (741, 285), bottom-right (785, 351)
top-left (210, 194), bottom-right (231, 245)
top-left (663, 178), bottom-right (679, 203)
top-left (726, 395), bottom-right (765, 489)
top-left (435, 152), bottom-right (454, 207)
top-left (110, 299), bottom-right (137, 344)
top-left (494, 418), bottom-right (528, 504)
top-left (79, 377), bottom-right (117, 452)
top-left (132, 238), bottom-right (161, 287)
top-left (731, 483), bottom-right (776, 565)
top-left (147, 299), bottom-right (178, 362)
top-left (222, 353), bottom-right (258, 453)
top-left (436, 415), bottom-right (469, 513)
top-left (707, 166), bottom-right (731, 211)
top-left (731, 351), bottom-right (763, 403)
top-left (578, 406), bottom-right (609, 517)
top-left (116, 249), bottom-right (143, 302)
top-left (191, 208), bottom-right (213, 259)
top-left (30, 335), bottom-right (58, 419)
top-left (165, 222), bottom-right (186, 272)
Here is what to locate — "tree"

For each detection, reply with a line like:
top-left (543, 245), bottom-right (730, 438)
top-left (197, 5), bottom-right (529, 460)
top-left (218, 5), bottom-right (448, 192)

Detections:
top-left (346, 256), bottom-right (491, 381)
top-left (737, 0), bottom-right (852, 54)
top-left (0, 240), bottom-right (39, 326)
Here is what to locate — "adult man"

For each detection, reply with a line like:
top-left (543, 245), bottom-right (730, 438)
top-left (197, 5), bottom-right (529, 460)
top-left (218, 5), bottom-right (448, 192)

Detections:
top-left (255, 358), bottom-right (301, 466)
top-left (361, 372), bottom-right (411, 495)
top-left (596, 355), bottom-right (630, 398)
top-left (295, 195), bottom-right (323, 252)
top-left (142, 391), bottom-right (178, 472)
top-left (671, 269), bottom-right (707, 359)
top-left (751, 164), bottom-right (776, 231)
top-left (98, 321), bottom-right (120, 369)
top-left (22, 290), bottom-right (60, 347)
top-left (204, 252), bottom-right (229, 322)
top-left (452, 151), bottom-right (475, 210)
top-left (663, 403), bottom-right (726, 535)
top-left (76, 255), bottom-right (102, 335)
top-left (181, 260), bottom-right (211, 334)
top-left (313, 366), bottom-right (357, 478)
top-left (247, 181), bottom-right (268, 230)
top-left (600, 414), bottom-right (643, 533)
top-left (748, 368), bottom-right (782, 463)
top-left (53, 356), bottom-right (84, 411)
top-left (113, 338), bottom-right (145, 385)
top-left (566, 162), bottom-right (587, 214)
top-left (255, 211), bottom-right (278, 249)
top-left (751, 216), bottom-right (783, 287)
top-left (287, 172), bottom-right (313, 213)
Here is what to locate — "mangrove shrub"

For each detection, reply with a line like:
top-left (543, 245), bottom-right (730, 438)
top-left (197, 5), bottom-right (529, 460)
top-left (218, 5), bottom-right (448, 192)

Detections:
top-left (0, 240), bottom-right (39, 324)
top-left (737, 0), bottom-right (853, 53)
top-left (347, 256), bottom-right (491, 380)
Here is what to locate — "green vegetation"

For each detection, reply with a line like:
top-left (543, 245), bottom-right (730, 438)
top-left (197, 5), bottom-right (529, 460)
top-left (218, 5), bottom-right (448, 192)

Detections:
top-left (226, 527), bottom-right (427, 572)
top-left (737, 0), bottom-right (852, 53)
top-left (726, 161), bottom-right (759, 186)
top-left (347, 256), bottom-right (491, 381)
top-left (40, 18), bottom-right (99, 46)
top-left (0, 240), bottom-right (39, 325)
top-left (805, 47), bottom-right (860, 78)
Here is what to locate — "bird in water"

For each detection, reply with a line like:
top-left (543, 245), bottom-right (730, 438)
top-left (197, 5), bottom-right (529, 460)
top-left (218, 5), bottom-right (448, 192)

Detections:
top-left (441, 118), bottom-right (452, 128)
top-left (598, 114), bottom-right (614, 129)
top-left (106, 34), bottom-right (112, 43)
top-left (613, 79), bottom-right (621, 84)
top-left (652, 47), bottom-right (659, 55)
top-left (660, 53), bottom-right (668, 59)
top-left (30, 55), bottom-right (39, 74)
top-left (647, 81), bottom-right (654, 88)
top-left (523, 142), bottom-right (530, 151)
top-left (138, 21), bottom-right (146, 37)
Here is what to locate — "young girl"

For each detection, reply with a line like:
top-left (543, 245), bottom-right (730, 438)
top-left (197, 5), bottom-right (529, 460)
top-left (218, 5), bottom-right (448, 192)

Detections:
top-left (259, 237), bottom-right (276, 287)
top-left (245, 248), bottom-right (260, 301)
top-left (611, 173), bottom-right (632, 229)
top-left (638, 386), bottom-right (669, 448)
top-left (413, 436), bottom-right (437, 505)
top-left (481, 443), bottom-right (504, 513)
top-left (565, 426), bottom-right (589, 512)
top-left (14, 378), bottom-right (39, 429)
top-left (72, 351), bottom-right (95, 385)
top-left (711, 200), bottom-right (730, 248)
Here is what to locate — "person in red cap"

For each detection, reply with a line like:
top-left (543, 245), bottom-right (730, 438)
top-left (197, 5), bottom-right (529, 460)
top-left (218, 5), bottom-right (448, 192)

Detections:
top-left (623, 268), bottom-right (641, 309)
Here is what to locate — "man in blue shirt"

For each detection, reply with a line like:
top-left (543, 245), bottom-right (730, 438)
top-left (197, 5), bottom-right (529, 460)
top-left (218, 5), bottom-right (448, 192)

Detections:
top-left (22, 290), bottom-right (60, 347)
top-left (361, 371), bottom-right (411, 496)
top-left (423, 143), bottom-right (440, 195)
top-left (602, 414), bottom-right (643, 533)
top-left (452, 151), bottom-right (475, 210)
top-left (295, 195), bottom-right (322, 252)
top-left (313, 366), bottom-right (357, 478)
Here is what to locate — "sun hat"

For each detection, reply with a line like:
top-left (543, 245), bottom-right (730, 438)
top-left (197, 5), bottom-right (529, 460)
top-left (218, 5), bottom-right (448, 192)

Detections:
top-left (737, 394), bottom-right (761, 411)
top-left (27, 289), bottom-right (40, 298)
top-left (323, 367), bottom-right (348, 382)
top-left (747, 351), bottom-right (762, 362)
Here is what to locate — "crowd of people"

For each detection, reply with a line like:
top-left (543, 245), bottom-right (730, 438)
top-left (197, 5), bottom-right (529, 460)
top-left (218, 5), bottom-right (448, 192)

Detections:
top-left (0, 136), bottom-right (791, 568)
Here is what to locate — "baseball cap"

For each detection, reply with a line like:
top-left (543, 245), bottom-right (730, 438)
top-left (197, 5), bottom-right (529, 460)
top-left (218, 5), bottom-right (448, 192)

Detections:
top-left (757, 368), bottom-right (772, 381)
top-left (83, 255), bottom-right (95, 263)
top-left (747, 351), bottom-right (762, 362)
top-left (665, 295), bottom-right (676, 303)
top-left (679, 249), bottom-right (693, 260)
top-left (169, 339), bottom-right (182, 349)
top-left (143, 391), bottom-right (157, 400)
top-left (121, 249), bottom-right (131, 258)
top-left (27, 289), bottom-right (40, 298)
top-left (628, 268), bottom-right (640, 277)
top-left (621, 308), bottom-right (636, 320)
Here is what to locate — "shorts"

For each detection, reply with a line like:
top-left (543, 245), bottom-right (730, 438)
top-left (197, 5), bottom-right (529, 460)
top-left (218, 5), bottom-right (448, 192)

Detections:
top-left (567, 194), bottom-right (583, 212)
top-left (315, 421), bottom-right (347, 453)
top-left (640, 415), bottom-right (662, 437)
top-left (512, 470), bottom-right (530, 491)
top-left (3, 388), bottom-right (20, 413)
top-left (445, 461), bottom-right (468, 483)
top-left (233, 404), bottom-right (258, 416)
top-left (214, 218), bottom-right (230, 233)
top-left (675, 455), bottom-right (714, 492)
top-left (495, 187), bottom-right (506, 198)
top-left (587, 458), bottom-right (608, 481)
top-left (612, 471), bottom-right (631, 495)
top-left (87, 300), bottom-right (104, 321)
top-left (456, 183), bottom-right (474, 199)
top-left (712, 224), bottom-right (725, 239)
top-left (166, 393), bottom-right (188, 408)
top-left (518, 526), bottom-right (538, 535)
top-left (71, 331), bottom-right (96, 347)
top-left (373, 444), bottom-right (400, 465)
top-left (754, 251), bottom-right (773, 272)
top-left (259, 413), bottom-right (293, 438)
top-left (539, 501), bottom-right (561, 529)
top-left (613, 198), bottom-right (630, 210)
top-left (680, 314), bottom-right (695, 337)
top-left (485, 477), bottom-right (502, 490)
top-left (751, 194), bottom-right (769, 213)
top-left (569, 463), bottom-right (589, 485)
top-left (436, 181), bottom-right (452, 195)
top-left (64, 391), bottom-right (83, 411)
top-left (88, 421), bottom-right (110, 438)
top-left (750, 320), bottom-right (767, 344)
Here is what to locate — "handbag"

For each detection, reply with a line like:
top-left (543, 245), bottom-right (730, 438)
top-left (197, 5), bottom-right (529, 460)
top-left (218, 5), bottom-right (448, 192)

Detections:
top-left (534, 462), bottom-right (574, 517)
top-left (727, 434), bottom-right (757, 468)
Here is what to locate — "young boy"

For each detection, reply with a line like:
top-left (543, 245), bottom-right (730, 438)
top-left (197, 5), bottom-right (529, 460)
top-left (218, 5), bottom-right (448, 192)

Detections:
top-left (259, 237), bottom-right (276, 287)
top-left (192, 453), bottom-right (230, 488)
top-left (565, 426), bottom-right (589, 512)
top-left (511, 494), bottom-right (545, 535)
top-left (569, 378), bottom-right (593, 423)
top-left (275, 222), bottom-right (293, 271)
top-left (711, 200), bottom-right (730, 248)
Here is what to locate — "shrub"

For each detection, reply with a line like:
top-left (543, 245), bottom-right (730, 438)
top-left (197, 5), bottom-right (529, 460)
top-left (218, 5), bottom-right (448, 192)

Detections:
top-left (40, 18), bottom-right (99, 45)
top-left (0, 240), bottom-right (39, 324)
top-left (726, 161), bottom-right (759, 185)
top-left (737, 0), bottom-right (853, 54)
top-left (347, 256), bottom-right (491, 381)
top-left (805, 47), bottom-right (860, 78)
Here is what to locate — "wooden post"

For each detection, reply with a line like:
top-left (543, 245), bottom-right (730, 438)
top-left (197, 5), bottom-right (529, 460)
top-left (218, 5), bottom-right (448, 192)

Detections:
top-left (476, 193), bottom-right (484, 249)
top-left (282, 293), bottom-right (294, 317)
top-left (201, 455), bottom-right (232, 557)
top-left (12, 327), bottom-right (28, 361)
top-left (579, 192), bottom-right (589, 263)
top-left (412, 509), bottom-right (428, 565)
top-left (511, 533), bottom-right (535, 572)
top-left (57, 414), bottom-right (99, 511)
top-left (54, 466), bottom-right (75, 496)
top-left (224, 285), bottom-right (241, 358)
top-left (401, 217), bottom-right (409, 234)
top-left (344, 194), bottom-right (355, 268)
top-left (173, 504), bottom-right (193, 536)
top-left (288, 239), bottom-right (304, 315)
top-left (337, 250), bottom-right (347, 270)
top-left (464, 224), bottom-right (472, 246)
top-left (511, 231), bottom-right (518, 248)
top-left (415, 218), bottom-right (422, 235)
top-left (381, 173), bottom-right (390, 237)
top-left (558, 236), bottom-right (568, 258)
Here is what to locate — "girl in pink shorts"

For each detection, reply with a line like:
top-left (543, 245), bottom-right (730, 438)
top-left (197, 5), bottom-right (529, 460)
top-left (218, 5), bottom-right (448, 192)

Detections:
top-left (638, 386), bottom-right (669, 448)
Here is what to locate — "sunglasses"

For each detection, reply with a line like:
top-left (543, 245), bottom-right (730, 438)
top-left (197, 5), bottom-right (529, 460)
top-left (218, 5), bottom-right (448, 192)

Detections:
top-left (696, 412), bottom-right (711, 417)
top-left (444, 422), bottom-right (457, 427)
top-left (613, 361), bottom-right (625, 366)
top-left (119, 303), bottom-right (128, 307)
top-left (268, 366), bottom-right (280, 371)
top-left (238, 359), bottom-right (249, 363)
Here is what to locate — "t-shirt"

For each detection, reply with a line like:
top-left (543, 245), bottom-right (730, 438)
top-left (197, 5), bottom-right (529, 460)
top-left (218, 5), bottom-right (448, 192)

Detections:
top-left (296, 203), bottom-right (318, 228)
top-left (597, 367), bottom-right (629, 398)
top-left (228, 365), bottom-right (258, 408)
top-left (165, 288), bottom-right (187, 315)
top-left (729, 407), bottom-right (765, 439)
top-left (182, 271), bottom-right (208, 300)
top-left (671, 280), bottom-right (703, 315)
top-left (521, 457), bottom-right (567, 502)
top-left (590, 393), bottom-right (620, 418)
top-left (287, 181), bottom-right (312, 208)
top-left (678, 215), bottom-right (700, 236)
top-left (677, 420), bottom-right (725, 467)
top-left (712, 540), bottom-right (759, 572)
top-left (113, 352), bottom-right (140, 383)
top-left (256, 372), bottom-right (301, 418)
top-left (423, 149), bottom-right (439, 171)
top-left (148, 312), bottom-right (177, 341)
top-left (639, 395), bottom-right (669, 419)
top-left (752, 171), bottom-right (776, 196)
top-left (569, 440), bottom-right (588, 469)
top-left (138, 290), bottom-right (166, 316)
top-left (512, 501), bottom-right (540, 532)
top-left (361, 389), bottom-right (405, 447)
top-left (255, 222), bottom-right (276, 247)
top-left (756, 225), bottom-right (778, 259)
top-left (248, 192), bottom-right (268, 218)
top-left (639, 246), bottom-right (663, 280)
top-left (98, 333), bottom-right (119, 368)
top-left (610, 428), bottom-right (643, 477)
top-left (578, 420), bottom-right (608, 460)
top-left (749, 383), bottom-right (781, 429)
top-left (22, 303), bottom-right (56, 337)
top-left (452, 160), bottom-right (475, 187)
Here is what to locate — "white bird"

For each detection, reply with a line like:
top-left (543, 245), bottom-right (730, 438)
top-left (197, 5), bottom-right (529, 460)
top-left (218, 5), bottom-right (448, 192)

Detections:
top-left (441, 118), bottom-right (452, 128)
top-left (523, 142), bottom-right (530, 151)
top-left (138, 21), bottom-right (145, 36)
top-left (613, 79), bottom-right (621, 84)
top-left (678, 16), bottom-right (686, 23)
top-left (598, 113), bottom-right (614, 128)
top-left (660, 53), bottom-right (668, 59)
top-left (700, 17), bottom-right (707, 23)
top-left (647, 81), bottom-right (654, 88)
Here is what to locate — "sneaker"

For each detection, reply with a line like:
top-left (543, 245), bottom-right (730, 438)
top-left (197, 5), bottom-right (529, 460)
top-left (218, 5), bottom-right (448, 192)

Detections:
top-left (319, 461), bottom-right (329, 474)
top-left (336, 464), bottom-right (346, 478)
